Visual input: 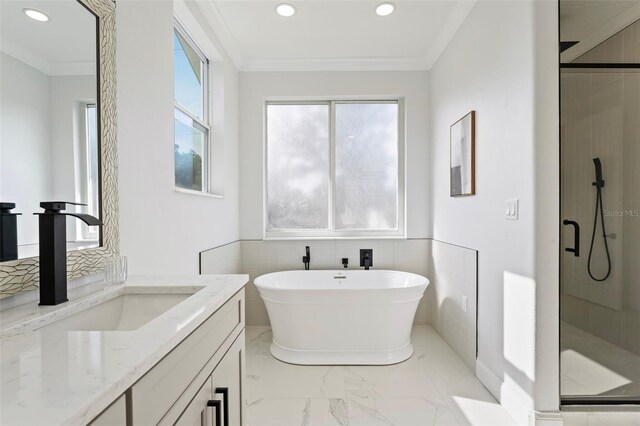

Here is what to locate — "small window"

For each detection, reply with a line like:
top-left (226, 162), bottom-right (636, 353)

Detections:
top-left (173, 22), bottom-right (209, 192)
top-left (265, 101), bottom-right (404, 238)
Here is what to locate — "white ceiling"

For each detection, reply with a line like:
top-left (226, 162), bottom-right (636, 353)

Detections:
top-left (206, 0), bottom-right (477, 71)
top-left (0, 0), bottom-right (96, 75)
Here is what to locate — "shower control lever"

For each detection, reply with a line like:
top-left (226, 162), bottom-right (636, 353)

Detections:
top-left (563, 219), bottom-right (580, 257)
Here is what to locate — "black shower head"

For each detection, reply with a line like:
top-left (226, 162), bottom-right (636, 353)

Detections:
top-left (593, 158), bottom-right (604, 188)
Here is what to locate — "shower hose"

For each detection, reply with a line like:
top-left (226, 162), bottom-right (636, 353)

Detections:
top-left (587, 185), bottom-right (612, 282)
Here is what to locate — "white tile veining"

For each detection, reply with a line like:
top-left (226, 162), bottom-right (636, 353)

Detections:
top-left (245, 326), bottom-right (516, 426)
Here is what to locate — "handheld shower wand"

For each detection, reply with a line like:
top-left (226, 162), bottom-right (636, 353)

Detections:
top-left (587, 158), bottom-right (611, 282)
top-left (593, 158), bottom-right (604, 188)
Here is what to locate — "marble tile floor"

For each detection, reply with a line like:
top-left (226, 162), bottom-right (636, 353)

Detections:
top-left (245, 326), bottom-right (518, 426)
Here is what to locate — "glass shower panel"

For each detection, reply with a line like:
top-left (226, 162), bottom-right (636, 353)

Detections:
top-left (560, 68), bottom-right (640, 401)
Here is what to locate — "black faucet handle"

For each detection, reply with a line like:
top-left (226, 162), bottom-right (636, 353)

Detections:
top-left (39, 201), bottom-right (87, 213)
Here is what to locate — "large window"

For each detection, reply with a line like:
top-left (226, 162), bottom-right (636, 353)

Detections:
top-left (173, 22), bottom-right (209, 193)
top-left (265, 101), bottom-right (404, 238)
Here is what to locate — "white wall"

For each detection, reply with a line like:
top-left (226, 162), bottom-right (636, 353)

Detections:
top-left (0, 53), bottom-right (51, 246)
top-left (429, 1), bottom-right (558, 423)
top-left (116, 0), bottom-right (240, 275)
top-left (239, 70), bottom-right (430, 240)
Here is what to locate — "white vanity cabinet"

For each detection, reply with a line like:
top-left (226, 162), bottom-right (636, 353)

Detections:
top-left (211, 331), bottom-right (244, 426)
top-left (125, 289), bottom-right (245, 426)
top-left (175, 333), bottom-right (245, 426)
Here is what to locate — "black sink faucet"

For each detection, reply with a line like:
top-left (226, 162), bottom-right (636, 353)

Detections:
top-left (302, 246), bottom-right (310, 270)
top-left (35, 201), bottom-right (102, 305)
top-left (0, 202), bottom-right (21, 262)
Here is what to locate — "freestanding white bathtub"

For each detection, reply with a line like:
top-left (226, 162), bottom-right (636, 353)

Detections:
top-left (254, 270), bottom-right (429, 365)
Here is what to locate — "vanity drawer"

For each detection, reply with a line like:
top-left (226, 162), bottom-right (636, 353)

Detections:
top-left (130, 290), bottom-right (244, 425)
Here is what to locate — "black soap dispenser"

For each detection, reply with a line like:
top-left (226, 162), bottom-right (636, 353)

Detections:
top-left (0, 202), bottom-right (22, 261)
top-left (35, 201), bottom-right (102, 305)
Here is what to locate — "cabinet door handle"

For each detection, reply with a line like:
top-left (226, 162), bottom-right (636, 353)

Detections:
top-left (214, 387), bottom-right (229, 426)
top-left (563, 219), bottom-right (580, 257)
top-left (207, 400), bottom-right (221, 426)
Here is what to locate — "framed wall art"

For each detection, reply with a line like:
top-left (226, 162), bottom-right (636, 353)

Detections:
top-left (450, 111), bottom-right (475, 197)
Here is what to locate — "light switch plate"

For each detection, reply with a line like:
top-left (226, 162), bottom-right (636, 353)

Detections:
top-left (462, 296), bottom-right (468, 313)
top-left (506, 198), bottom-right (519, 220)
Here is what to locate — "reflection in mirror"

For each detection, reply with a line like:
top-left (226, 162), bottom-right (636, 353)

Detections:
top-left (0, 0), bottom-right (100, 260)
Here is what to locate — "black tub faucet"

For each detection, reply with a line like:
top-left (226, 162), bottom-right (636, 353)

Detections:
top-left (302, 246), bottom-right (310, 270)
top-left (360, 249), bottom-right (373, 270)
top-left (35, 201), bottom-right (102, 305)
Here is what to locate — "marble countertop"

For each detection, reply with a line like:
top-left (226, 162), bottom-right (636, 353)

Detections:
top-left (0, 274), bottom-right (248, 425)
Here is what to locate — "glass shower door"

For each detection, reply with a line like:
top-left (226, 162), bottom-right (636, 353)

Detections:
top-left (560, 67), bottom-right (640, 403)
top-left (559, 4), bottom-right (639, 404)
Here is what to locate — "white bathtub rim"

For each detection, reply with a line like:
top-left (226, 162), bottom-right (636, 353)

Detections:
top-left (259, 295), bottom-right (425, 305)
top-left (254, 270), bottom-right (429, 291)
top-left (269, 341), bottom-right (415, 365)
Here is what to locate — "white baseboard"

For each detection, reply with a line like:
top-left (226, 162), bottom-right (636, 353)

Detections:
top-left (476, 359), bottom-right (561, 425)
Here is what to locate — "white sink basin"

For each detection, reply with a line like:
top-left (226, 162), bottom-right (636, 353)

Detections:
top-left (37, 293), bottom-right (192, 332)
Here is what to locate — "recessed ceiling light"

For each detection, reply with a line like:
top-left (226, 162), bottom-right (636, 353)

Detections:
top-left (23, 8), bottom-right (49, 22)
top-left (276, 3), bottom-right (296, 17)
top-left (375, 2), bottom-right (395, 17)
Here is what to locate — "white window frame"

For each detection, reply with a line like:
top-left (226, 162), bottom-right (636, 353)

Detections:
top-left (173, 19), bottom-right (211, 194)
top-left (82, 103), bottom-right (99, 241)
top-left (264, 99), bottom-right (406, 239)
top-left (73, 102), bottom-right (100, 243)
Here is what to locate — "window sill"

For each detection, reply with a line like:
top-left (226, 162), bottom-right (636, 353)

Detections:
top-left (174, 188), bottom-right (224, 199)
top-left (263, 235), bottom-right (407, 241)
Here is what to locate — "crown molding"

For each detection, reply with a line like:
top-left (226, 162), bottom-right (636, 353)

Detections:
top-left (1, 39), bottom-right (95, 76)
top-left (196, 0), bottom-right (245, 69)
top-left (561, 1), bottom-right (640, 63)
top-left (50, 62), bottom-right (96, 76)
top-left (424, 0), bottom-right (477, 70)
top-left (204, 0), bottom-right (477, 73)
top-left (241, 56), bottom-right (430, 72)
top-left (1, 39), bottom-right (52, 75)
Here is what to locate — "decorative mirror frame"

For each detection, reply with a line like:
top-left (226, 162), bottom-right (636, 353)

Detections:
top-left (0, 0), bottom-right (119, 299)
